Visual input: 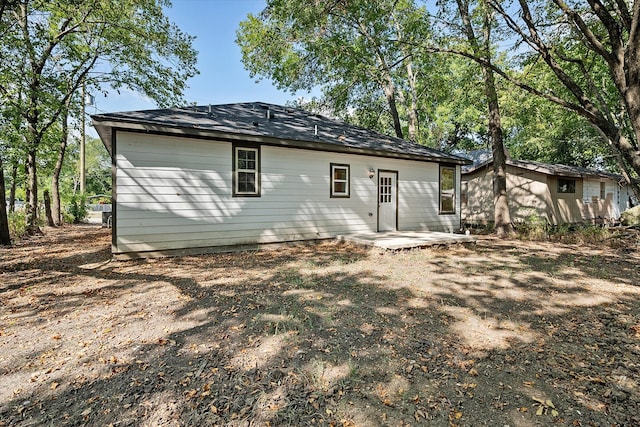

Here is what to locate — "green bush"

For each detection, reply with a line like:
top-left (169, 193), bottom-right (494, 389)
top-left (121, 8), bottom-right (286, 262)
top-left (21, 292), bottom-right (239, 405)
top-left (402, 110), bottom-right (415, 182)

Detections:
top-left (574, 225), bottom-right (611, 244)
top-left (8, 210), bottom-right (28, 240)
top-left (515, 214), bottom-right (548, 240)
top-left (620, 205), bottom-right (640, 226)
top-left (68, 193), bottom-right (88, 224)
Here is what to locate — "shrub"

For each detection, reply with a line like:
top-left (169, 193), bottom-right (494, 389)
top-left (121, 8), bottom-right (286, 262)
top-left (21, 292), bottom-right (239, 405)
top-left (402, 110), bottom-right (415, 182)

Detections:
top-left (515, 214), bottom-right (548, 240)
top-left (620, 205), bottom-right (640, 226)
top-left (574, 225), bottom-right (612, 245)
top-left (68, 193), bottom-right (88, 224)
top-left (8, 210), bottom-right (28, 240)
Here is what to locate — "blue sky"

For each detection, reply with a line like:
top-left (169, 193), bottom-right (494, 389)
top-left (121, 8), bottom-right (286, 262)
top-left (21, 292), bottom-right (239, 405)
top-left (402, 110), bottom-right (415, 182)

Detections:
top-left (91, 0), bottom-right (310, 115)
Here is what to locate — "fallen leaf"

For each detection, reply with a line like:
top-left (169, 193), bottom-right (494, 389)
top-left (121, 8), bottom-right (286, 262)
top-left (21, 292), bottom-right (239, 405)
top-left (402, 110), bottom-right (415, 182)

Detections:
top-left (50, 382), bottom-right (59, 390)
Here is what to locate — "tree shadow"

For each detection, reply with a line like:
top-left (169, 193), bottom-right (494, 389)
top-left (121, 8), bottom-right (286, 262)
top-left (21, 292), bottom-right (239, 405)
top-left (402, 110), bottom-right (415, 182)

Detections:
top-left (1, 229), bottom-right (639, 426)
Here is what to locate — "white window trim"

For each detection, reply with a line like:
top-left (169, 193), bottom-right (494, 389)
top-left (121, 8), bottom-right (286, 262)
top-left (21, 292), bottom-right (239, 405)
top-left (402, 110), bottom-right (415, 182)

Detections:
top-left (439, 165), bottom-right (456, 214)
top-left (330, 163), bottom-right (350, 198)
top-left (235, 147), bottom-right (259, 196)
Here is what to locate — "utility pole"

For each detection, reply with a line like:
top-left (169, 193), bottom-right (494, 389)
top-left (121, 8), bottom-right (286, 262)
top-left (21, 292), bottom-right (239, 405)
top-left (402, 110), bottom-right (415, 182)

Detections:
top-left (80, 83), bottom-right (86, 194)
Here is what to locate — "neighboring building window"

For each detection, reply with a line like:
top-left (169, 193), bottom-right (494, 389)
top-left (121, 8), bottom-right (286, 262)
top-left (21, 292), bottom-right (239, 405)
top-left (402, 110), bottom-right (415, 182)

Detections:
top-left (557, 178), bottom-right (575, 194)
top-left (600, 182), bottom-right (606, 199)
top-left (440, 166), bottom-right (456, 214)
top-left (233, 146), bottom-right (260, 196)
top-left (330, 163), bottom-right (350, 198)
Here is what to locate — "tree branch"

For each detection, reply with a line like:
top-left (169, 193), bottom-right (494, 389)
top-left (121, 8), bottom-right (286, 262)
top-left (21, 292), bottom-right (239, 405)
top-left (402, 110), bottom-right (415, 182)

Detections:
top-left (553, 0), bottom-right (615, 63)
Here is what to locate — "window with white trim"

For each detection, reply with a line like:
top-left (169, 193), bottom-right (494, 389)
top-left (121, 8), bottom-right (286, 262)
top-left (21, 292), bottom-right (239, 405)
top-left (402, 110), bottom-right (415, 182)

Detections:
top-left (330, 163), bottom-right (350, 198)
top-left (439, 165), bottom-right (456, 214)
top-left (234, 146), bottom-right (260, 196)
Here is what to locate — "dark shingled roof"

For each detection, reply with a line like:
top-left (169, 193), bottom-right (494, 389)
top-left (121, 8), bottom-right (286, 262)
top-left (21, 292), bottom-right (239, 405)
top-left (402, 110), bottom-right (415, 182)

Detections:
top-left (461, 149), bottom-right (624, 181)
top-left (92, 102), bottom-right (470, 165)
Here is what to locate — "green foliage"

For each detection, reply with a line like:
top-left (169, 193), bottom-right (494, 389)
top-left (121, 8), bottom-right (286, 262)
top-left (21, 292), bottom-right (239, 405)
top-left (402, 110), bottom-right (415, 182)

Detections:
top-left (67, 193), bottom-right (88, 224)
top-left (515, 214), bottom-right (549, 241)
top-left (84, 136), bottom-right (111, 196)
top-left (515, 216), bottom-right (624, 247)
top-left (502, 75), bottom-right (613, 170)
top-left (7, 210), bottom-right (28, 240)
top-left (1, 0), bottom-right (198, 232)
top-left (620, 205), bottom-right (640, 226)
top-left (237, 0), bottom-right (435, 141)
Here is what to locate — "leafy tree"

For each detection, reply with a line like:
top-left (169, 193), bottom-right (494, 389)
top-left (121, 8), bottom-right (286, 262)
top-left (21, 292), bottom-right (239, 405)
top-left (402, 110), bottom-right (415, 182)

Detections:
top-left (449, 0), bottom-right (514, 236)
top-left (237, 0), bottom-right (431, 141)
top-left (479, 0), bottom-right (640, 196)
top-left (0, 0), bottom-right (198, 236)
top-left (0, 0), bottom-right (19, 245)
top-left (505, 86), bottom-right (612, 169)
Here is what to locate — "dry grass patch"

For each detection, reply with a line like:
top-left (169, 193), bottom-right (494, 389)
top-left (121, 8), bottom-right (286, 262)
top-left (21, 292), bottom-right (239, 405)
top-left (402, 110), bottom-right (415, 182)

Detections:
top-left (1, 225), bottom-right (640, 426)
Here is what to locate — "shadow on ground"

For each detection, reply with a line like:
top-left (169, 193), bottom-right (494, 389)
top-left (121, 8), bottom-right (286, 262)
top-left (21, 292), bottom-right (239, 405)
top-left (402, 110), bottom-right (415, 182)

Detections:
top-left (1, 226), bottom-right (639, 426)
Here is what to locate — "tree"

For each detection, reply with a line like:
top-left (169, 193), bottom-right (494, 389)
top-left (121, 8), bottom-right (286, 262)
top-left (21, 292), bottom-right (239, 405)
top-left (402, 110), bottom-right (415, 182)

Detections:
top-left (505, 86), bottom-right (612, 168)
top-left (237, 0), bottom-right (431, 141)
top-left (453, 0), bottom-right (514, 236)
top-left (481, 0), bottom-right (640, 196)
top-left (50, 100), bottom-right (71, 226)
top-left (0, 0), bottom-right (198, 235)
top-left (0, 0), bottom-right (18, 244)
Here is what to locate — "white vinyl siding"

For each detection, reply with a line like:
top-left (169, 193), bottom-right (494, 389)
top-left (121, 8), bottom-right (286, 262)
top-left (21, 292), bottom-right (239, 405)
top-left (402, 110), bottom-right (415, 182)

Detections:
top-left (113, 132), bottom-right (461, 254)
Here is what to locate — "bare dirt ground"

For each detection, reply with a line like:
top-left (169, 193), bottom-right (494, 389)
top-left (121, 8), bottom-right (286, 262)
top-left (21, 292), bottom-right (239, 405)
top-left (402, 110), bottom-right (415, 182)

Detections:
top-left (1, 225), bottom-right (640, 427)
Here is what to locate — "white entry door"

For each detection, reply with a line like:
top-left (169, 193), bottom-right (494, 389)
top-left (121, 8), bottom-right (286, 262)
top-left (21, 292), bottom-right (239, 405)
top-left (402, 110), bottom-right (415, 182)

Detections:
top-left (378, 171), bottom-right (397, 231)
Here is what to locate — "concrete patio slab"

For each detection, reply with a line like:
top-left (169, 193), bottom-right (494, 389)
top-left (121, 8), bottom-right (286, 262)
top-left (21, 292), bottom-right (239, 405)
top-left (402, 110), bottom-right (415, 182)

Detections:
top-left (336, 230), bottom-right (477, 250)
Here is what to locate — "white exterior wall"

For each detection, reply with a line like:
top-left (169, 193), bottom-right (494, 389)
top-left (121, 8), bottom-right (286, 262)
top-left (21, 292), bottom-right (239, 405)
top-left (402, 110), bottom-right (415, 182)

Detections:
top-left (581, 177), bottom-right (624, 222)
top-left (114, 132), bottom-right (459, 254)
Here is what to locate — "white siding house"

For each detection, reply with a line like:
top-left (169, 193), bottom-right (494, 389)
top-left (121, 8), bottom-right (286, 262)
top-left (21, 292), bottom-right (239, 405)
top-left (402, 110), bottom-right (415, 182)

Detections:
top-left (93, 103), bottom-right (468, 257)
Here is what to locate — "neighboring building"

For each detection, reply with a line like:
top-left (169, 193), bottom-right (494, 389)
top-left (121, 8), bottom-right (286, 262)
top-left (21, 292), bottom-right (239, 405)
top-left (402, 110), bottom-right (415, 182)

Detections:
top-left (92, 102), bottom-right (470, 257)
top-left (461, 151), bottom-right (635, 226)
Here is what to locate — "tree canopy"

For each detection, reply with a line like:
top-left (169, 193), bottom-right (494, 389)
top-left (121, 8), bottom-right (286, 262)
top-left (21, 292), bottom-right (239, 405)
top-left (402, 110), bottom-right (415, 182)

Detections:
top-left (238, 0), bottom-right (640, 198)
top-left (0, 0), bottom-right (198, 239)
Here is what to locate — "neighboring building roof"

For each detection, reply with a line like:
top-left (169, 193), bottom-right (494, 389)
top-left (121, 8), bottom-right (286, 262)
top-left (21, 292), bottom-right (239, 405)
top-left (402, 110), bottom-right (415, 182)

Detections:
top-left (461, 149), bottom-right (624, 181)
top-left (92, 102), bottom-right (470, 165)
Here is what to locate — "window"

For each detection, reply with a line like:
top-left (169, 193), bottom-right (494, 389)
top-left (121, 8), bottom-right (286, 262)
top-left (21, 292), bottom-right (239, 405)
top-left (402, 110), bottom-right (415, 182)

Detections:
top-left (330, 163), bottom-right (350, 198)
top-left (600, 182), bottom-right (606, 199)
top-left (233, 146), bottom-right (260, 196)
top-left (557, 178), bottom-right (575, 194)
top-left (440, 166), bottom-right (456, 214)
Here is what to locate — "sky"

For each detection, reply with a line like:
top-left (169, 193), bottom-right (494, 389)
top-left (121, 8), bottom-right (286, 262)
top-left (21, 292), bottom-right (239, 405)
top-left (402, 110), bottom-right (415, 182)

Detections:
top-left (90, 0), bottom-right (311, 116)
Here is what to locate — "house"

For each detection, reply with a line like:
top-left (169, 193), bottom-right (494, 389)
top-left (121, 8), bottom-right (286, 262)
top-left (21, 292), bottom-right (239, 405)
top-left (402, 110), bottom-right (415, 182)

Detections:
top-left (461, 151), bottom-right (635, 226)
top-left (92, 102), bottom-right (470, 257)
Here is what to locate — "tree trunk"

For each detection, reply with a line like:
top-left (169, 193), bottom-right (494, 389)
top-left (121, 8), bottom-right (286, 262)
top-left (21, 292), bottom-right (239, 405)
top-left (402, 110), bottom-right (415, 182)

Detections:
top-left (382, 77), bottom-right (404, 139)
top-left (0, 156), bottom-right (11, 246)
top-left (457, 0), bottom-right (513, 237)
top-left (25, 148), bottom-right (40, 235)
top-left (481, 18), bottom-right (513, 237)
top-left (44, 190), bottom-right (54, 226)
top-left (51, 106), bottom-right (70, 226)
top-left (9, 162), bottom-right (18, 213)
top-left (405, 59), bottom-right (419, 141)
